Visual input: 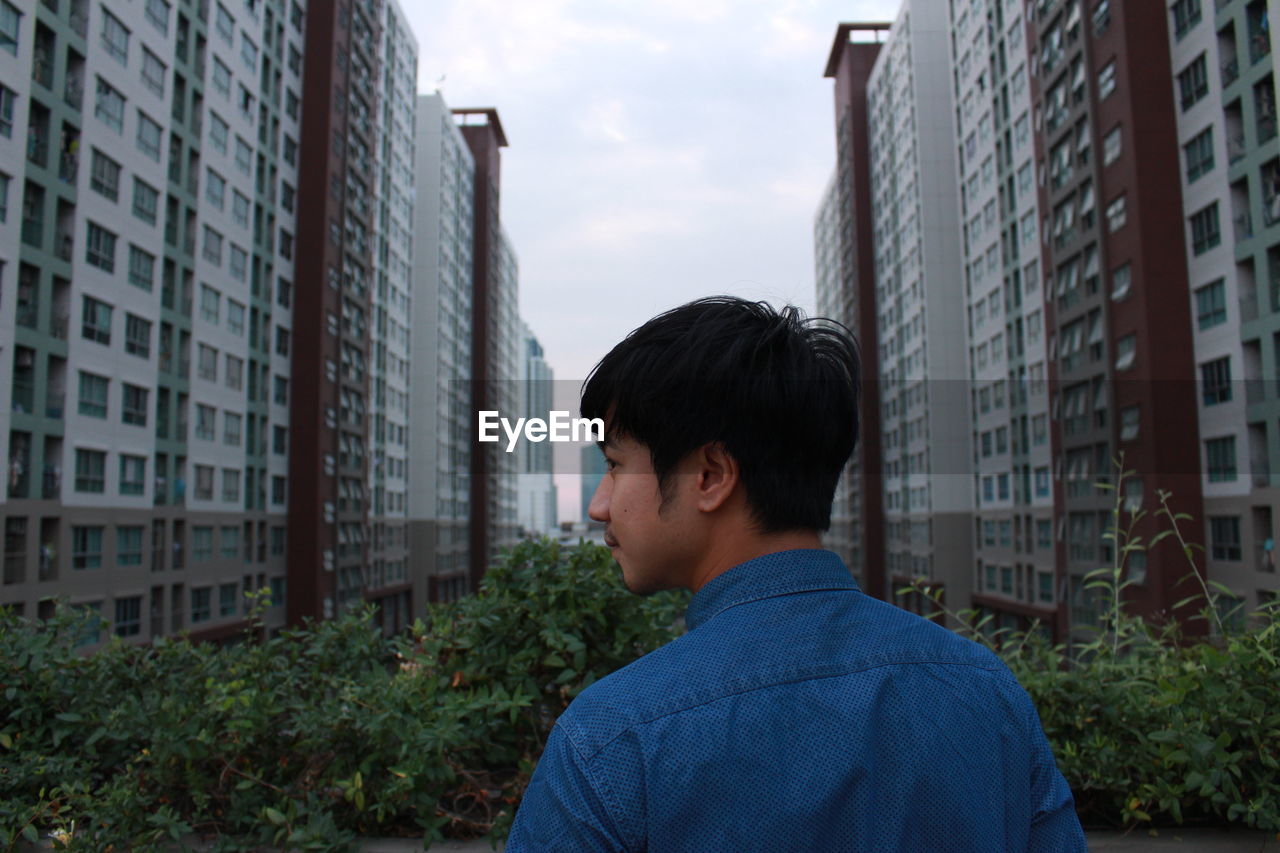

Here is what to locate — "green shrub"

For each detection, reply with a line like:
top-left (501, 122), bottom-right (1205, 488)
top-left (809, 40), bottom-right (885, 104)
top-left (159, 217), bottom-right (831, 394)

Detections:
top-left (0, 539), bottom-right (684, 851)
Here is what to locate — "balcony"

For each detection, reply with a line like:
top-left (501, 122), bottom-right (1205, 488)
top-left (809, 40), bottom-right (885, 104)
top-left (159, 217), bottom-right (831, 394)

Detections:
top-left (27, 134), bottom-right (49, 169)
top-left (16, 301), bottom-right (38, 329)
top-left (45, 391), bottom-right (65, 420)
top-left (1229, 131), bottom-right (1247, 163)
top-left (50, 311), bottom-right (69, 340)
top-left (1222, 58), bottom-right (1239, 87)
top-left (32, 53), bottom-right (53, 89)
top-left (54, 232), bottom-right (73, 262)
top-left (1259, 113), bottom-right (1278, 144)
top-left (68, 6), bottom-right (87, 38)
top-left (1236, 211), bottom-right (1254, 241)
top-left (1246, 378), bottom-right (1267, 404)
top-left (64, 76), bottom-right (83, 111)
top-left (11, 379), bottom-right (35, 414)
top-left (6, 459), bottom-right (28, 499)
top-left (1249, 29), bottom-right (1271, 65)
top-left (58, 149), bottom-right (78, 184)
top-left (42, 465), bottom-right (61, 499)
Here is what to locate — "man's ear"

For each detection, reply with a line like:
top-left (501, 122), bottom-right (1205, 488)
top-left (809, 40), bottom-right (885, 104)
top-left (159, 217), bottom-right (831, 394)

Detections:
top-left (692, 442), bottom-right (740, 513)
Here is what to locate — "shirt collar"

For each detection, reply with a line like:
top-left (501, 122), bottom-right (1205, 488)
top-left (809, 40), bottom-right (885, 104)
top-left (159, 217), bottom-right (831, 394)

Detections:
top-left (684, 548), bottom-right (861, 632)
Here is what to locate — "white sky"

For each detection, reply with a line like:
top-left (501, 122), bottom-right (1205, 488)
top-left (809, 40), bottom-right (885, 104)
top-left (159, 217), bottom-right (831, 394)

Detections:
top-left (404, 0), bottom-right (901, 522)
top-left (407, 0), bottom-right (901, 382)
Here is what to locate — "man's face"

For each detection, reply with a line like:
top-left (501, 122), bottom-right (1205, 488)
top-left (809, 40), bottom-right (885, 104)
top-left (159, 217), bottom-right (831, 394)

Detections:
top-left (587, 435), bottom-right (698, 594)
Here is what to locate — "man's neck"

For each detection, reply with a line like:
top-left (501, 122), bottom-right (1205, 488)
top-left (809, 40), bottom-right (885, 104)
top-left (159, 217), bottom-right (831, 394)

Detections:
top-left (685, 530), bottom-right (824, 593)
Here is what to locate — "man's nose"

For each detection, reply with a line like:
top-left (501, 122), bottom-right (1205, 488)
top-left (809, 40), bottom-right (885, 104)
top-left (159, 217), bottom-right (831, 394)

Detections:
top-left (587, 473), bottom-right (611, 522)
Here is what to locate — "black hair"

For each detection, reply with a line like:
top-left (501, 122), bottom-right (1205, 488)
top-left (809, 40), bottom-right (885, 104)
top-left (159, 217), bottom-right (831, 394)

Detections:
top-left (580, 296), bottom-right (860, 532)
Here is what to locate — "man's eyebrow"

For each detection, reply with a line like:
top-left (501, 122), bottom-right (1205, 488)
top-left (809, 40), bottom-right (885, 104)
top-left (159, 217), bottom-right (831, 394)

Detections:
top-left (598, 438), bottom-right (615, 452)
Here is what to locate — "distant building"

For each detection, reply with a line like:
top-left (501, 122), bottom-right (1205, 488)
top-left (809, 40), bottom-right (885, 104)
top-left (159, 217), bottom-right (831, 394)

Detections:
top-left (516, 321), bottom-right (557, 537)
top-left (408, 91), bottom-right (475, 604)
top-left (289, 0), bottom-right (417, 634)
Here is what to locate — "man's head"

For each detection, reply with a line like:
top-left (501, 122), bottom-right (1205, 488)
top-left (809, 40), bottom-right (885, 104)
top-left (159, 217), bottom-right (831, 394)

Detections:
top-left (581, 296), bottom-right (860, 592)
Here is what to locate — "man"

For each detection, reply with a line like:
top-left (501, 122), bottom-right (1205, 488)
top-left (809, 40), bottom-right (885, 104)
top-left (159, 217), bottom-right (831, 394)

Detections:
top-left (506, 297), bottom-right (1086, 851)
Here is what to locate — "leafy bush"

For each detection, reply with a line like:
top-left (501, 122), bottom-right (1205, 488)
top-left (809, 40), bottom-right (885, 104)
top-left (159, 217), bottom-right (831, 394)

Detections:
top-left (0, 539), bottom-right (684, 851)
top-left (901, 459), bottom-right (1280, 833)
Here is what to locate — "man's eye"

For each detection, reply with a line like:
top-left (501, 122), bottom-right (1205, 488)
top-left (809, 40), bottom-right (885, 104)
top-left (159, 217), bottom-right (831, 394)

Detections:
top-left (605, 458), bottom-right (618, 471)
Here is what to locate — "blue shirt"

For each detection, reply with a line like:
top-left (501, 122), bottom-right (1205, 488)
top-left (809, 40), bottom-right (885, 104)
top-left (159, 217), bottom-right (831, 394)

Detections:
top-left (506, 549), bottom-right (1086, 852)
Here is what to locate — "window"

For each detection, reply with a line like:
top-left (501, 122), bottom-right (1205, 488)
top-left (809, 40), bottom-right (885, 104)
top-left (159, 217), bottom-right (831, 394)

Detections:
top-left (209, 111), bottom-right (228, 152)
top-left (72, 525), bottom-right (104, 568)
top-left (1110, 262), bottom-right (1131, 301)
top-left (74, 450), bottom-right (106, 493)
top-left (279, 230), bottom-right (293, 259)
top-left (277, 278), bottom-right (292, 308)
top-left (81, 296), bottom-right (113, 344)
top-left (215, 3), bottom-right (234, 41)
top-left (191, 587), bottom-right (212, 623)
top-left (197, 343), bottom-right (219, 381)
top-left (86, 222), bottom-right (118, 272)
top-left (128, 245), bottom-right (155, 291)
top-left (227, 300), bottom-right (245, 336)
top-left (1210, 516), bottom-right (1242, 560)
top-left (100, 8), bottom-right (130, 65)
top-left (132, 178), bottom-right (159, 224)
top-left (78, 371), bottom-right (109, 418)
top-left (222, 468), bottom-right (240, 503)
top-left (1120, 406), bottom-right (1140, 441)
top-left (119, 453), bottom-right (146, 493)
top-left (112, 596), bottom-right (141, 637)
top-left (223, 412), bottom-right (241, 446)
top-left (145, 0), bottom-right (171, 33)
top-left (195, 404), bottom-right (216, 440)
top-left (232, 191), bottom-right (249, 226)
top-left (1206, 436), bottom-right (1238, 482)
top-left (0, 0), bottom-right (19, 55)
top-left (1201, 357), bottom-right (1232, 406)
top-left (136, 111), bottom-right (162, 160)
top-left (276, 326), bottom-right (290, 356)
top-left (1178, 54), bottom-right (1209, 111)
top-left (1171, 0), bottom-right (1201, 37)
top-left (226, 354), bottom-right (244, 389)
top-left (89, 149), bottom-right (121, 201)
top-left (141, 47), bottom-right (166, 97)
top-left (1190, 203), bottom-right (1221, 254)
top-left (1196, 279), bottom-right (1227, 329)
top-left (272, 475), bottom-right (286, 505)
top-left (282, 182), bottom-right (295, 212)
top-left (193, 526), bottom-right (214, 559)
top-left (273, 425), bottom-right (287, 455)
top-left (202, 226), bottom-right (223, 265)
top-left (212, 57), bottom-right (231, 97)
top-left (95, 78), bottom-right (125, 133)
top-left (1114, 333), bottom-right (1137, 371)
top-left (229, 245), bottom-right (247, 282)
top-left (194, 465), bottom-right (214, 500)
top-left (274, 375), bottom-right (288, 405)
top-left (1183, 127), bottom-right (1214, 182)
top-left (0, 84), bottom-right (15, 138)
top-left (205, 169), bottom-right (226, 209)
top-left (220, 527), bottom-right (239, 560)
top-left (283, 135), bottom-right (297, 165)
top-left (241, 32), bottom-right (258, 70)
top-left (200, 283), bottom-right (221, 323)
top-left (122, 384), bottom-right (149, 426)
top-left (271, 527), bottom-right (286, 557)
top-left (1103, 125), bottom-right (1122, 166)
top-left (125, 313), bottom-right (151, 358)
top-left (234, 137), bottom-right (252, 174)
top-left (1097, 60), bottom-right (1116, 100)
top-left (0, 171), bottom-right (8, 221)
top-left (1105, 195), bottom-right (1126, 233)
top-left (117, 526), bottom-right (144, 566)
top-left (220, 583), bottom-right (238, 617)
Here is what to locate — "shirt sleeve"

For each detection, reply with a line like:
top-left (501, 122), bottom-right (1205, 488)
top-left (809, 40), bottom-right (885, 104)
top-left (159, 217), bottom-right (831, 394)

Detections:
top-left (1025, 699), bottom-right (1088, 853)
top-left (504, 721), bottom-right (630, 853)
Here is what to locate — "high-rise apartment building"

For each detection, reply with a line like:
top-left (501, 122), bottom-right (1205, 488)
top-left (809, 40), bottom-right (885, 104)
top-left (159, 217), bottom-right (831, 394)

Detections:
top-left (949, 0), bottom-right (1059, 632)
top-left (288, 0), bottom-right (415, 633)
top-left (1168, 0), bottom-right (1279, 617)
top-left (409, 91), bottom-right (475, 604)
top-left (822, 24), bottom-right (888, 598)
top-left (865, 3), bottom-right (976, 618)
top-left (1, 0), bottom-right (305, 642)
top-left (454, 107), bottom-right (519, 590)
top-left (516, 320), bottom-right (557, 538)
top-left (1026, 0), bottom-right (1207, 636)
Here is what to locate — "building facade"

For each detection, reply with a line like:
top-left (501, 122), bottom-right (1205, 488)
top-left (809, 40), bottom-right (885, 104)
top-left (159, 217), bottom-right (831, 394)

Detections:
top-left (516, 320), bottom-right (557, 538)
top-left (408, 91), bottom-right (475, 604)
top-left (2, 0), bottom-right (305, 643)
